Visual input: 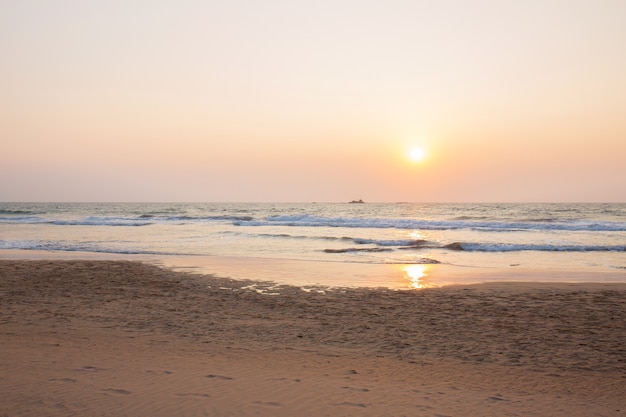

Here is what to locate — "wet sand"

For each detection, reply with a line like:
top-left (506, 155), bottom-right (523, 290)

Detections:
top-left (1, 260), bottom-right (625, 416)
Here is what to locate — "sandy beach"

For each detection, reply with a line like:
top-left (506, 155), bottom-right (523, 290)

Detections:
top-left (1, 260), bottom-right (625, 416)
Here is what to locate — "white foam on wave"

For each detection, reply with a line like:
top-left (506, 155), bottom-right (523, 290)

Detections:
top-left (235, 214), bottom-right (626, 232)
top-left (3, 211), bottom-right (625, 232)
top-left (0, 239), bottom-right (183, 256)
top-left (0, 215), bottom-right (46, 224)
top-left (353, 238), bottom-right (426, 247)
top-left (449, 243), bottom-right (626, 252)
top-left (0, 214), bottom-right (255, 227)
top-left (233, 231), bottom-right (430, 248)
top-left (52, 217), bottom-right (152, 227)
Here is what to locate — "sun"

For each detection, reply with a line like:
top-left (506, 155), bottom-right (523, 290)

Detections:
top-left (408, 147), bottom-right (426, 162)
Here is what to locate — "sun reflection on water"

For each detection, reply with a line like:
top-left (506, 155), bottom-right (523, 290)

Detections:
top-left (402, 264), bottom-right (433, 289)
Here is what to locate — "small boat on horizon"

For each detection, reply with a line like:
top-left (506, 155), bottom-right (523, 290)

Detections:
top-left (349, 199), bottom-right (365, 204)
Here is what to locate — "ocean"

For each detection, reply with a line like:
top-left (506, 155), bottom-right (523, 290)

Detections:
top-left (1, 202), bottom-right (625, 288)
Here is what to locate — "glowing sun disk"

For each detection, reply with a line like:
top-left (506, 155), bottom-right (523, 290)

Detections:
top-left (409, 147), bottom-right (426, 162)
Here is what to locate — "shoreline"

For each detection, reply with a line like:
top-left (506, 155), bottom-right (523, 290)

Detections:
top-left (1, 249), bottom-right (625, 289)
top-left (1, 259), bottom-right (625, 416)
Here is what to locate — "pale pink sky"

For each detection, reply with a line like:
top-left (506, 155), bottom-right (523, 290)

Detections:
top-left (1, 0), bottom-right (625, 202)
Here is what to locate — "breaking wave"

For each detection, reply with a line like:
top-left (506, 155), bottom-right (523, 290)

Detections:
top-left (2, 211), bottom-right (624, 233)
top-left (0, 239), bottom-right (186, 256)
top-left (0, 209), bottom-right (39, 215)
top-left (0, 214), bottom-right (256, 226)
top-left (444, 243), bottom-right (626, 252)
top-left (234, 214), bottom-right (626, 232)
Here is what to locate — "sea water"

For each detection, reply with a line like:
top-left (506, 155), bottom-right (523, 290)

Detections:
top-left (1, 202), bottom-right (624, 288)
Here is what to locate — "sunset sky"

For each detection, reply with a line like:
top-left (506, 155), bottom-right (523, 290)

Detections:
top-left (2, 0), bottom-right (625, 202)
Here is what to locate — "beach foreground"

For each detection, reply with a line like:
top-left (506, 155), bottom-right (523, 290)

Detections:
top-left (1, 261), bottom-right (624, 416)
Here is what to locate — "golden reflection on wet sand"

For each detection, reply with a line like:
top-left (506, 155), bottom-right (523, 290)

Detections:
top-left (402, 264), bottom-right (434, 289)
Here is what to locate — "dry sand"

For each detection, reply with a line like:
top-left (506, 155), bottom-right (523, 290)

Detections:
top-left (1, 260), bottom-right (625, 416)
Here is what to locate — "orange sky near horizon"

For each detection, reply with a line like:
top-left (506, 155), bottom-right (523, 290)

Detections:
top-left (1, 0), bottom-right (625, 202)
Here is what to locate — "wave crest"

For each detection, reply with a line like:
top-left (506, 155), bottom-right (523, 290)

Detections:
top-left (444, 242), bottom-right (626, 252)
top-left (234, 214), bottom-right (626, 232)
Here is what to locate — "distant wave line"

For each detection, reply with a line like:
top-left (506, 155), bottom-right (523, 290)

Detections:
top-left (2, 212), bottom-right (626, 232)
top-left (0, 214), bottom-right (256, 226)
top-left (234, 214), bottom-right (626, 232)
